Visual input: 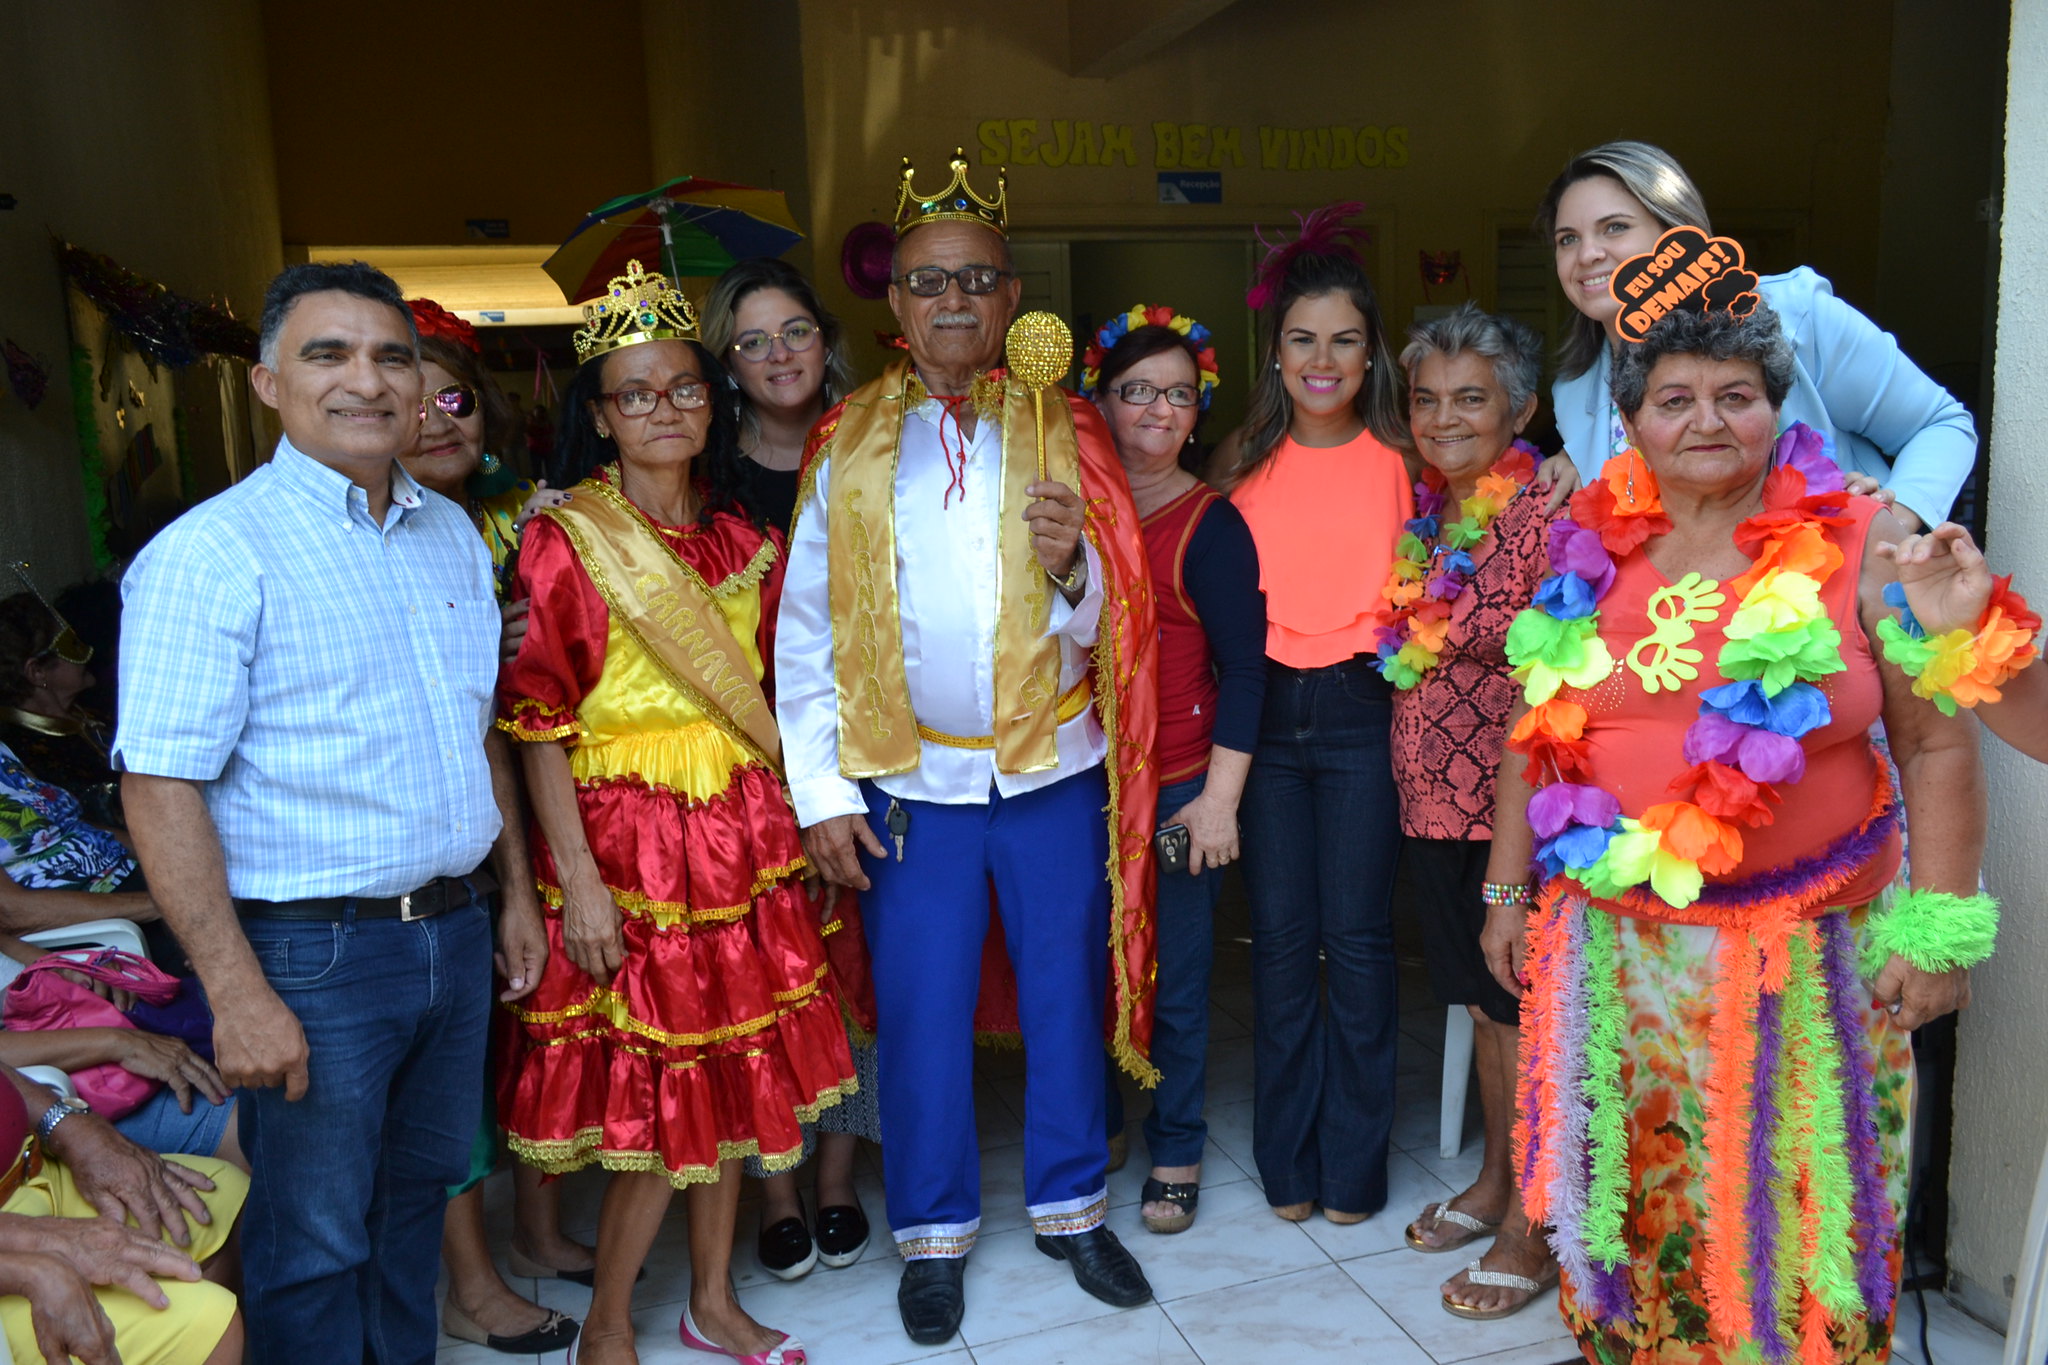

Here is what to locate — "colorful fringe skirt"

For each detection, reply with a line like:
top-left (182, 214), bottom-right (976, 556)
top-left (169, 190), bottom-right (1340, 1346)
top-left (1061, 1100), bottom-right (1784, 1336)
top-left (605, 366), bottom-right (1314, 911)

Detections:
top-left (1518, 892), bottom-right (1912, 1365)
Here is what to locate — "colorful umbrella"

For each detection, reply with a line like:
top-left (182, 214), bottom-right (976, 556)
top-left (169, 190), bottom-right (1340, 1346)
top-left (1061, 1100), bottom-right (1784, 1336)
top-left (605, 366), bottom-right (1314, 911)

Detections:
top-left (543, 176), bottom-right (804, 304)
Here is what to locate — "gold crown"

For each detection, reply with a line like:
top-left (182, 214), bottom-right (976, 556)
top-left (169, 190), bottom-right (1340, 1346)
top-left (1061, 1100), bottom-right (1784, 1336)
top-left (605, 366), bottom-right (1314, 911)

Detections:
top-left (895, 148), bottom-right (1008, 238)
top-left (573, 260), bottom-right (698, 364)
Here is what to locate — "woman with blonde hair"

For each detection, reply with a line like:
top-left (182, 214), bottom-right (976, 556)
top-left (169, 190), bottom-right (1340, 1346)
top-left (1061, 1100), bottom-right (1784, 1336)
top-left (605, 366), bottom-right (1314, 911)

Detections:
top-left (1538, 139), bottom-right (1976, 531)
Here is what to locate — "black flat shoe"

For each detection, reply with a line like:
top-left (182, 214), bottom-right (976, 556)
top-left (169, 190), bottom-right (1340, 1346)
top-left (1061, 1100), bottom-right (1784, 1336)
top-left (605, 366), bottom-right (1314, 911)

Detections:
top-left (757, 1213), bottom-right (818, 1281)
top-left (1035, 1224), bottom-right (1153, 1307)
top-left (442, 1301), bottom-right (580, 1355)
top-left (898, 1257), bottom-right (966, 1345)
top-left (815, 1202), bottom-right (871, 1268)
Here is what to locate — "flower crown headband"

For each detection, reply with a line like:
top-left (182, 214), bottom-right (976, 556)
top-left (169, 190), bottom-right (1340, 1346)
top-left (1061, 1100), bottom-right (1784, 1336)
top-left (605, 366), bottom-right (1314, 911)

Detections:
top-left (1078, 304), bottom-right (1220, 411)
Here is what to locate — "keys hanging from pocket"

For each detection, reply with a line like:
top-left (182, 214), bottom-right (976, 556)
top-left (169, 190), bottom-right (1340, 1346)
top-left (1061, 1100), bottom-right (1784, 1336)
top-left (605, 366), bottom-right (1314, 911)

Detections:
top-left (885, 797), bottom-right (909, 863)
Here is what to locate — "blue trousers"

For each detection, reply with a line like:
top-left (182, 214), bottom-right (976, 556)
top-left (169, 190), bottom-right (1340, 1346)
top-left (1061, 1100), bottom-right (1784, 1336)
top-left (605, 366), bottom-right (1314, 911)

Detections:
top-left (1106, 772), bottom-right (1218, 1167)
top-left (238, 901), bottom-right (492, 1365)
top-left (859, 769), bottom-right (1111, 1259)
top-left (1239, 657), bottom-right (1402, 1213)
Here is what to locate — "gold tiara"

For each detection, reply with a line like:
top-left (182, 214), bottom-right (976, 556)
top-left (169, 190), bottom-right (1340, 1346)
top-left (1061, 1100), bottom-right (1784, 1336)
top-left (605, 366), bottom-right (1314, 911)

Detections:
top-left (895, 148), bottom-right (1008, 238)
top-left (573, 260), bottom-right (698, 364)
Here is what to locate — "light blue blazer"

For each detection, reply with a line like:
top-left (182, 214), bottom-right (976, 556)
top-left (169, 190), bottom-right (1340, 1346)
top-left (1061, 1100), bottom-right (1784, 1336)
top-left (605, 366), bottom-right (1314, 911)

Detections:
top-left (1551, 267), bottom-right (1977, 526)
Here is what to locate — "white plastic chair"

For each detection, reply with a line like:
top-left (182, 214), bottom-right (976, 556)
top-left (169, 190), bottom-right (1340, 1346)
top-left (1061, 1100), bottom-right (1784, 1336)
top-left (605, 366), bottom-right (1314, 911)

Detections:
top-left (2004, 1133), bottom-right (2048, 1365)
top-left (21, 919), bottom-right (149, 959)
top-left (15, 1066), bottom-right (76, 1102)
top-left (1440, 1005), bottom-right (1475, 1157)
top-left (0, 919), bottom-right (151, 993)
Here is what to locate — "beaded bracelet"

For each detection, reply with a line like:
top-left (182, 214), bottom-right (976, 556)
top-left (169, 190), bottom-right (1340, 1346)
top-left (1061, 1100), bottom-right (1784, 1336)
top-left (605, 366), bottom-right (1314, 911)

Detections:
top-left (1876, 579), bottom-right (2041, 716)
top-left (1480, 881), bottom-right (1532, 907)
top-left (1859, 888), bottom-right (2000, 976)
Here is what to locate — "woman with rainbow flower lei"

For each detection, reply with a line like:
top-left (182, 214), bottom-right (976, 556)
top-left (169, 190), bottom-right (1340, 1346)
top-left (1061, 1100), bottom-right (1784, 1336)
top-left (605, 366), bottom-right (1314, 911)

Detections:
top-left (1083, 303), bottom-right (1266, 1236)
top-left (1478, 234), bottom-right (1989, 1365)
top-left (1377, 303), bottom-right (1561, 1321)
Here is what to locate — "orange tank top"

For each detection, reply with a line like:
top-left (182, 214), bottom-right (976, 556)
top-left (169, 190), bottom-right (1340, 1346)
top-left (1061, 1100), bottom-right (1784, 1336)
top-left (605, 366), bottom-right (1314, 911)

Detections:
top-left (1561, 494), bottom-right (1900, 917)
top-left (1231, 430), bottom-right (1413, 668)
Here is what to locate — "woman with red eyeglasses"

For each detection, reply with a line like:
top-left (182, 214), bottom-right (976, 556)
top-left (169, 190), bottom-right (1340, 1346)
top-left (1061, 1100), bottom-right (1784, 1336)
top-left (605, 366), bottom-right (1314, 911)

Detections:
top-left (400, 299), bottom-right (585, 1355)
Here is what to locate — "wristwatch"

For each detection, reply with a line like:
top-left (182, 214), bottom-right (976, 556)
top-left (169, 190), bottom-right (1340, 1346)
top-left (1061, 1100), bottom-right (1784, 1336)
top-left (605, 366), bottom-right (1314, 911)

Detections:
top-left (35, 1095), bottom-right (89, 1143)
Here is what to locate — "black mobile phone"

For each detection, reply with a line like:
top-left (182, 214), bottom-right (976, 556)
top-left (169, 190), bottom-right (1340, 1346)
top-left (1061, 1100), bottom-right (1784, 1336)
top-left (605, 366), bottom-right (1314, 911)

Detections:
top-left (1154, 823), bottom-right (1190, 876)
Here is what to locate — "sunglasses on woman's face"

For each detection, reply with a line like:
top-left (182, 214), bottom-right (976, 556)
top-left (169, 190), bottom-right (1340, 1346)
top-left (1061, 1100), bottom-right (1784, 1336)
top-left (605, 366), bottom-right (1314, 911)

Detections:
top-left (421, 384), bottom-right (478, 420)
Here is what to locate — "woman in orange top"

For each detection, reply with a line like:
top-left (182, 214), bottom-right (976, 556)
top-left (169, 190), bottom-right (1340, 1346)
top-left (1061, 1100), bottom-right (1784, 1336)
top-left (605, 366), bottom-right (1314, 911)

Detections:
top-left (1211, 205), bottom-right (1418, 1224)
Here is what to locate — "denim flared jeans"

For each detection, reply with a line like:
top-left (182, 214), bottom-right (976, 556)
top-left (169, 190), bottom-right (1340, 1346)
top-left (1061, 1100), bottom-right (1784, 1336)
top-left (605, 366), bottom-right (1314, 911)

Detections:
top-left (1238, 656), bottom-right (1402, 1214)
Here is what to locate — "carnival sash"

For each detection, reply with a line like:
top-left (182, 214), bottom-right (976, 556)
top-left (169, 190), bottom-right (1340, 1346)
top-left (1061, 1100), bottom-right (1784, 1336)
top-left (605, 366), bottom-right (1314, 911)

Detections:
top-left (540, 477), bottom-right (782, 773)
top-left (818, 357), bottom-right (1081, 777)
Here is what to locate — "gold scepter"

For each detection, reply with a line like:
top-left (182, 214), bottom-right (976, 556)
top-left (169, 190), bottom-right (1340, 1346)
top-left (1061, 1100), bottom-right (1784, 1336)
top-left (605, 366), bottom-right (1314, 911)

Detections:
top-left (1004, 310), bottom-right (1074, 481)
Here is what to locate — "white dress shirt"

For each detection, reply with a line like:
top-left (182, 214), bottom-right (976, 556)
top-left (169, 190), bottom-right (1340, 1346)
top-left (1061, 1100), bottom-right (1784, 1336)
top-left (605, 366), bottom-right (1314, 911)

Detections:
top-left (778, 386), bottom-right (1107, 826)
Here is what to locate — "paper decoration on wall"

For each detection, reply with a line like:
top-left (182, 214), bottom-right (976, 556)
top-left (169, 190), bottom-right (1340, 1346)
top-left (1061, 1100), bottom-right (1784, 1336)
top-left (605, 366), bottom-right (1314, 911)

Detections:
top-left (55, 240), bottom-right (256, 368)
top-left (3, 340), bottom-right (47, 408)
top-left (1608, 226), bottom-right (1759, 343)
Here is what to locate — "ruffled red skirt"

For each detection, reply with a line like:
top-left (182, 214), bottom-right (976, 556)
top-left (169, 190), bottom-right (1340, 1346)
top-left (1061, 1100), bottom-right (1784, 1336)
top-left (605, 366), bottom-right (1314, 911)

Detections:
top-left (496, 763), bottom-right (855, 1187)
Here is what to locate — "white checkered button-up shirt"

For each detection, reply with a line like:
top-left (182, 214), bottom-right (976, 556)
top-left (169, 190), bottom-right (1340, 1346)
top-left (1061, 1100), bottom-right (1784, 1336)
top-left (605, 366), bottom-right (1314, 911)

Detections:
top-left (113, 436), bottom-right (502, 900)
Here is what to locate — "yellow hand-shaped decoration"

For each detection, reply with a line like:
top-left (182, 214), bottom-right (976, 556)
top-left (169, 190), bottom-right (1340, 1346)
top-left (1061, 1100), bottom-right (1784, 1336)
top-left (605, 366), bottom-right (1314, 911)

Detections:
top-left (1627, 572), bottom-right (1726, 693)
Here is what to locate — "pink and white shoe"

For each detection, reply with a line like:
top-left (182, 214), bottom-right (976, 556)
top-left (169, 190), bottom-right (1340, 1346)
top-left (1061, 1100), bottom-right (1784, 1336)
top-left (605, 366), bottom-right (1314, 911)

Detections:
top-left (679, 1300), bottom-right (806, 1365)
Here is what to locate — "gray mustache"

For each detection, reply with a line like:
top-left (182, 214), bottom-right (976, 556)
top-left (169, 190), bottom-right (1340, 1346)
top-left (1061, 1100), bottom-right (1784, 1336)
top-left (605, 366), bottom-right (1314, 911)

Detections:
top-left (932, 312), bottom-right (978, 326)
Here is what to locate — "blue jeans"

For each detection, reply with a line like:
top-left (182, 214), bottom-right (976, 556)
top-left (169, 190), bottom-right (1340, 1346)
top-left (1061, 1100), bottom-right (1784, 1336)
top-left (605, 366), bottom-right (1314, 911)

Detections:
top-left (237, 902), bottom-right (492, 1365)
top-left (1239, 657), bottom-right (1401, 1213)
top-left (1106, 773), bottom-right (1220, 1168)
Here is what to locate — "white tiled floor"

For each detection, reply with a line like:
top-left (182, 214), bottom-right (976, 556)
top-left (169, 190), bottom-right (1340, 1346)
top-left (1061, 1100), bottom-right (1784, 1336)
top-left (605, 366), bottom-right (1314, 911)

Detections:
top-left (441, 885), bottom-right (2009, 1365)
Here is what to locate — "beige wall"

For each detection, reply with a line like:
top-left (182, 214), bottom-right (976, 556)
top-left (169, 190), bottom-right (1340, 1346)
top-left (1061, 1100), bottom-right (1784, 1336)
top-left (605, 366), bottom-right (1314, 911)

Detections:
top-left (1946, 0), bottom-right (2048, 1326)
top-left (795, 0), bottom-right (1897, 384)
top-left (0, 0), bottom-right (282, 583)
top-left (642, 0), bottom-right (816, 277)
top-left (262, 0), bottom-right (650, 247)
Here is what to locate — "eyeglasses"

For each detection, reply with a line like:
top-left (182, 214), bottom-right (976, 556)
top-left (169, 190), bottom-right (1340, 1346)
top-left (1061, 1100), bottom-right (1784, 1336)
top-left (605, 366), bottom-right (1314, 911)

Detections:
top-left (893, 266), bottom-right (1011, 297)
top-left (604, 384), bottom-right (710, 417)
top-left (1113, 381), bottom-right (1201, 409)
top-left (421, 384), bottom-right (477, 420)
top-left (731, 321), bottom-right (820, 362)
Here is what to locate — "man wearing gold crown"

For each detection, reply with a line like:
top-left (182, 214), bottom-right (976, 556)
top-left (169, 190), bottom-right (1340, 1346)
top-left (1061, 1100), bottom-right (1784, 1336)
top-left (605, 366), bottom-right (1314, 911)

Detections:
top-left (776, 150), bottom-right (1162, 1344)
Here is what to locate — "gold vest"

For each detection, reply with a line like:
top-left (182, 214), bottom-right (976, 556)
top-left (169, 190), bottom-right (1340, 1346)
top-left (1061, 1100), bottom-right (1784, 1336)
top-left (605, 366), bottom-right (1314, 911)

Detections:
top-left (812, 358), bottom-right (1084, 778)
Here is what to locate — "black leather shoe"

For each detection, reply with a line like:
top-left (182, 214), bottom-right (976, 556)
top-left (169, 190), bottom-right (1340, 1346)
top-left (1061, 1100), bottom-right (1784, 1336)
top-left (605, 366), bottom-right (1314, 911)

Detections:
top-left (897, 1257), bottom-right (966, 1344)
top-left (815, 1202), bottom-right (871, 1268)
top-left (756, 1213), bottom-right (817, 1280)
top-left (1035, 1225), bottom-right (1152, 1307)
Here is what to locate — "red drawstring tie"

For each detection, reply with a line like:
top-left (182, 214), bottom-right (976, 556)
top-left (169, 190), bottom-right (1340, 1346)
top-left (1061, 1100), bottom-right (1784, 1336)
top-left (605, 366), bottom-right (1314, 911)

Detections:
top-left (931, 393), bottom-right (974, 508)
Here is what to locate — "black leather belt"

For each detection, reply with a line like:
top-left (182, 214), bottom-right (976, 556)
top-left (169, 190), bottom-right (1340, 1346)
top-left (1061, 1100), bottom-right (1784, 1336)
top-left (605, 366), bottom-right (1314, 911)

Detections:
top-left (234, 870), bottom-right (498, 922)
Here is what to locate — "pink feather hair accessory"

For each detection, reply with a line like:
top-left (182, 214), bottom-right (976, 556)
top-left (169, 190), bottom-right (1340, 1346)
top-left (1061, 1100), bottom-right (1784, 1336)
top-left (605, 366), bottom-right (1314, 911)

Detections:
top-left (1245, 201), bottom-right (1371, 311)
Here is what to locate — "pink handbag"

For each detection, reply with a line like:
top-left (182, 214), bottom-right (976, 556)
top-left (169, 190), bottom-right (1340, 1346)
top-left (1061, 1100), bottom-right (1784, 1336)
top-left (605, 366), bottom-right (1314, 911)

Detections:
top-left (3, 948), bottom-right (181, 1118)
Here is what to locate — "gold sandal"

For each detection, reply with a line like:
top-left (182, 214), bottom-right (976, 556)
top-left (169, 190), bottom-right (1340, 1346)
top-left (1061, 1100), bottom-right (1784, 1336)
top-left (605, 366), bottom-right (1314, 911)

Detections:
top-left (1405, 1201), bottom-right (1501, 1253)
top-left (1440, 1257), bottom-right (1559, 1321)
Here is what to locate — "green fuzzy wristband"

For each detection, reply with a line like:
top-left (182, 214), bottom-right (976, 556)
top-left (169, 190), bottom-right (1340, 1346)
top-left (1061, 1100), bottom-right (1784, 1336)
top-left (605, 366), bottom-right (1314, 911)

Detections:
top-left (1861, 889), bottom-right (2000, 975)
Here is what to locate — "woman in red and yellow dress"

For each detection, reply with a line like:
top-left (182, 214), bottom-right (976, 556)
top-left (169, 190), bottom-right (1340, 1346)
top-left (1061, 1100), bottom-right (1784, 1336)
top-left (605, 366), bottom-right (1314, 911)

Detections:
top-left (498, 262), bottom-right (850, 1365)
